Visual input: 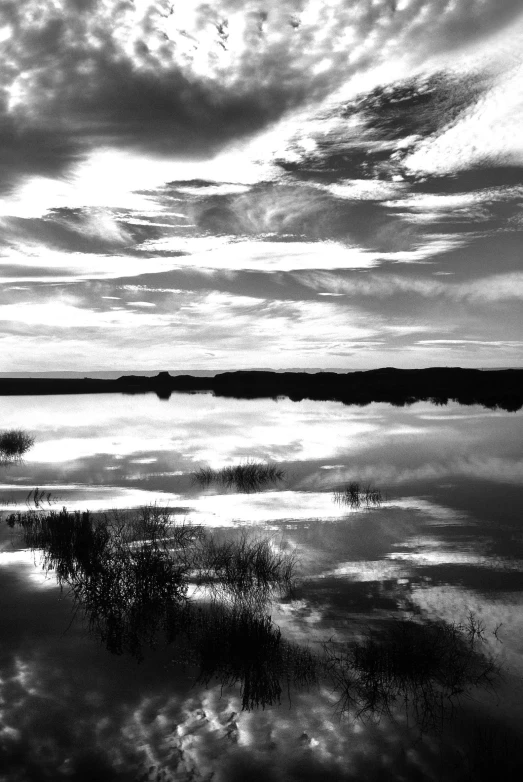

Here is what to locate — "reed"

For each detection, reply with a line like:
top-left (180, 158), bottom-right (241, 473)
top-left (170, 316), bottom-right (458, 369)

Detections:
top-left (192, 460), bottom-right (285, 493)
top-left (7, 507), bottom-right (500, 723)
top-left (26, 487), bottom-right (53, 508)
top-left (192, 532), bottom-right (297, 606)
top-left (333, 482), bottom-right (382, 509)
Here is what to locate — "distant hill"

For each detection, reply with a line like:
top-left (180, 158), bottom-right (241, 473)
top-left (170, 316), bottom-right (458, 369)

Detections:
top-left (0, 368), bottom-right (521, 411)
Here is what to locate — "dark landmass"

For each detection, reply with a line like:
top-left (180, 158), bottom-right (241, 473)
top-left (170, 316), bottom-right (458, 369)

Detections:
top-left (0, 368), bottom-right (522, 410)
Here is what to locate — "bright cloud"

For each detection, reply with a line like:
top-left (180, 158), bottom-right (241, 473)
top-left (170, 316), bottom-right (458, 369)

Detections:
top-left (405, 61), bottom-right (523, 175)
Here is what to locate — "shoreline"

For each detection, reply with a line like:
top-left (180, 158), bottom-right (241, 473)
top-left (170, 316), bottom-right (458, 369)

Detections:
top-left (0, 367), bottom-right (521, 410)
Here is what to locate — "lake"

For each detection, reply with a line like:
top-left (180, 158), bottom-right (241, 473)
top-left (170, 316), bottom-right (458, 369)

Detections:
top-left (1, 392), bottom-right (522, 781)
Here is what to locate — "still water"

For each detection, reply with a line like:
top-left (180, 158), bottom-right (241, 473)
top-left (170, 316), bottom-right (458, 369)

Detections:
top-left (1, 392), bottom-right (522, 780)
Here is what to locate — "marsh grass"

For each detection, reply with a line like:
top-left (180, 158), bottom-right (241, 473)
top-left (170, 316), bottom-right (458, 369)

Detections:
top-left (191, 532), bottom-right (296, 606)
top-left (7, 506), bottom-right (500, 721)
top-left (323, 615), bottom-right (500, 732)
top-left (193, 460), bottom-right (285, 493)
top-left (6, 507), bottom-right (110, 582)
top-left (26, 487), bottom-right (53, 508)
top-left (333, 482), bottom-right (382, 509)
top-left (0, 429), bottom-right (34, 463)
top-left (8, 505), bottom-right (296, 664)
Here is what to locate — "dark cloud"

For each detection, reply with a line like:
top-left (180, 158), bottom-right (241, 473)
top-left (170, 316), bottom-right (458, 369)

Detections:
top-left (0, 1), bottom-right (341, 190)
top-left (0, 264), bottom-right (78, 279)
top-left (57, 55), bottom-right (303, 156)
top-left (166, 179), bottom-right (228, 188)
top-left (192, 182), bottom-right (420, 252)
top-left (278, 72), bottom-right (489, 185)
top-left (343, 72), bottom-right (486, 143)
top-left (408, 165), bottom-right (523, 193)
top-left (0, 116), bottom-right (80, 194)
top-left (278, 144), bottom-right (394, 184)
top-left (423, 230), bottom-right (523, 277)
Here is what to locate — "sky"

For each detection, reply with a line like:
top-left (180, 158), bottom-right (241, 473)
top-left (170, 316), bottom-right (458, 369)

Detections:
top-left (1, 0), bottom-right (523, 371)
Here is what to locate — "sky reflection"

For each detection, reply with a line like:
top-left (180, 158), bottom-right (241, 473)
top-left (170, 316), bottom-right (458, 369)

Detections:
top-left (0, 394), bottom-right (521, 500)
top-left (1, 394), bottom-right (522, 779)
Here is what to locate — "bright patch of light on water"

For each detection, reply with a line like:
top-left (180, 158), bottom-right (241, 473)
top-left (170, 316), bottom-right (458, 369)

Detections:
top-left (183, 490), bottom-right (371, 527)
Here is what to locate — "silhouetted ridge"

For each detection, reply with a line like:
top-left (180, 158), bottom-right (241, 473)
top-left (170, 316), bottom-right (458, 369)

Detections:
top-left (0, 368), bottom-right (521, 410)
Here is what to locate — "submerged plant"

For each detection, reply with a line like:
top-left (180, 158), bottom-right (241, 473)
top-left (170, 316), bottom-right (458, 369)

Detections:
top-left (193, 460), bottom-right (285, 493)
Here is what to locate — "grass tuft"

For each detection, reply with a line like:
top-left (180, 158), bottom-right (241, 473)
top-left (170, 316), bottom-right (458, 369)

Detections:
top-left (192, 531), bottom-right (297, 606)
top-left (333, 482), bottom-right (382, 509)
top-left (192, 460), bottom-right (285, 493)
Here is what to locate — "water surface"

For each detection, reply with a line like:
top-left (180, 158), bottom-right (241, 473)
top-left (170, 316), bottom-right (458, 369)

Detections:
top-left (1, 393), bottom-right (522, 780)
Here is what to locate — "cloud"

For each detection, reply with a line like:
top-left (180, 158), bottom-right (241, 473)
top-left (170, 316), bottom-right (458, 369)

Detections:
top-left (276, 70), bottom-right (491, 185)
top-left (295, 270), bottom-right (523, 302)
top-left (136, 238), bottom-right (381, 273)
top-left (191, 182), bottom-right (423, 253)
top-left (1, 0), bottom-right (522, 191)
top-left (408, 166), bottom-right (523, 194)
top-left (0, 208), bottom-right (133, 254)
top-left (404, 61), bottom-right (523, 175)
top-left (0, 646), bottom-right (447, 782)
top-left (0, 288), bottom-right (391, 369)
top-left (343, 72), bottom-right (486, 144)
top-left (0, 2), bottom-right (522, 370)
top-left (416, 339), bottom-right (523, 348)
top-left (309, 455), bottom-right (523, 489)
top-left (0, 117), bottom-right (81, 195)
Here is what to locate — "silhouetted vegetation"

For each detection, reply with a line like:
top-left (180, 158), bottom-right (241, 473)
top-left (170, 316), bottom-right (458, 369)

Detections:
top-left (26, 487), bottom-right (53, 508)
top-left (0, 429), bottom-right (34, 462)
top-left (191, 532), bottom-right (296, 606)
top-left (1, 368), bottom-right (521, 410)
top-left (181, 603), bottom-right (318, 711)
top-left (333, 482), bottom-right (382, 508)
top-left (7, 506), bottom-right (500, 725)
top-left (7, 505), bottom-right (295, 660)
top-left (324, 615), bottom-right (500, 732)
top-left (192, 460), bottom-right (285, 492)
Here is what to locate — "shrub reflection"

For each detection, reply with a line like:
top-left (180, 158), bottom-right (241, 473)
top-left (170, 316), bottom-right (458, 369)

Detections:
top-left (0, 429), bottom-right (34, 464)
top-left (324, 615), bottom-right (499, 732)
top-left (7, 505), bottom-right (500, 729)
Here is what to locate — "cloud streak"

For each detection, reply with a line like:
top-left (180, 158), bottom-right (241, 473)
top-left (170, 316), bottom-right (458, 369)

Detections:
top-left (295, 270), bottom-right (523, 302)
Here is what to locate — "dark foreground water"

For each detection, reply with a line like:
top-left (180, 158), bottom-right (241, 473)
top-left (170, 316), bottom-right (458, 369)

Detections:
top-left (1, 392), bottom-right (523, 781)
